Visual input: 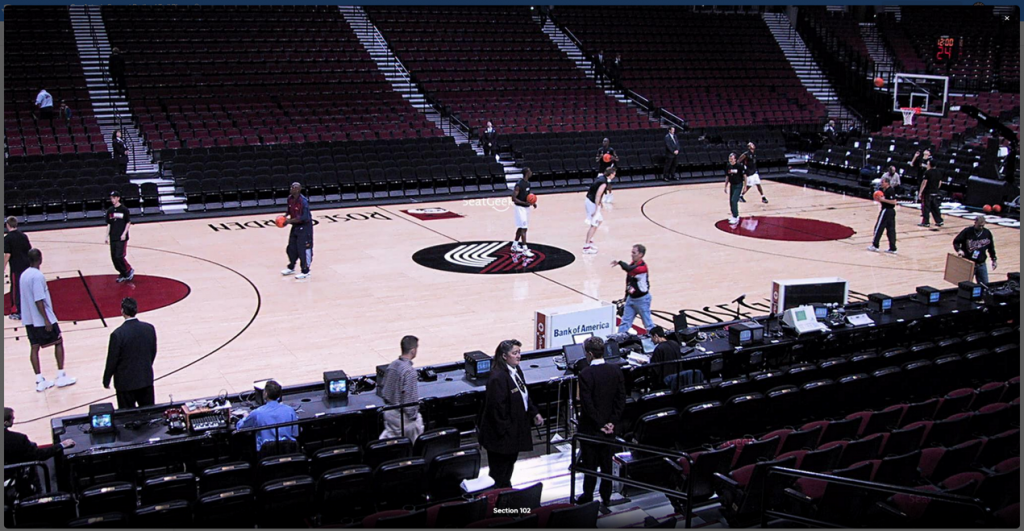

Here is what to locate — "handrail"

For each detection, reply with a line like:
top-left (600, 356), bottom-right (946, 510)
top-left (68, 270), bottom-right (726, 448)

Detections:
top-left (570, 432), bottom-right (696, 528)
top-left (760, 466), bottom-right (990, 528)
top-left (4, 461), bottom-right (52, 494)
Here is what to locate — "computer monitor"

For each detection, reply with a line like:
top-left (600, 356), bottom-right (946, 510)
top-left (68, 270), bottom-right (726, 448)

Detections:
top-left (562, 343), bottom-right (588, 373)
top-left (640, 337), bottom-right (656, 354)
top-left (573, 332), bottom-right (593, 345)
top-left (814, 306), bottom-right (829, 320)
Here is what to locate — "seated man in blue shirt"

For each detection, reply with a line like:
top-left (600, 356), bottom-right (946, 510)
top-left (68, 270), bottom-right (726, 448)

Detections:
top-left (235, 380), bottom-right (298, 453)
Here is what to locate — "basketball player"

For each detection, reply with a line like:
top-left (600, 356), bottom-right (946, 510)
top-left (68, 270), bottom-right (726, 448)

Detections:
top-left (867, 177), bottom-right (898, 255)
top-left (596, 139), bottom-right (618, 204)
top-left (511, 168), bottom-right (536, 257)
top-left (584, 168), bottom-right (615, 255)
top-left (724, 153), bottom-right (744, 224)
top-left (21, 249), bottom-right (76, 392)
top-left (738, 143), bottom-right (768, 204)
top-left (918, 159), bottom-right (944, 228)
top-left (280, 182), bottom-right (313, 280)
top-left (105, 191), bottom-right (134, 282)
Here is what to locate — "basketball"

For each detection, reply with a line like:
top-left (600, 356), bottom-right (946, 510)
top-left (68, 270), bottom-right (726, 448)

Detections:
top-left (527, 193), bottom-right (537, 205)
top-left (602, 153), bottom-right (613, 163)
top-left (873, 190), bottom-right (885, 202)
top-left (993, 205), bottom-right (1002, 213)
top-left (874, 77), bottom-right (885, 88)
top-left (983, 205), bottom-right (993, 213)
top-left (275, 215), bottom-right (287, 228)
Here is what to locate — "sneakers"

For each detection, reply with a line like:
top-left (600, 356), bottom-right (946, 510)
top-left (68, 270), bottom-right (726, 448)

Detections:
top-left (728, 216), bottom-right (740, 225)
top-left (116, 275), bottom-right (127, 283)
top-left (125, 269), bottom-right (135, 282)
top-left (739, 196), bottom-right (747, 203)
top-left (867, 245), bottom-right (880, 252)
top-left (936, 222), bottom-right (944, 227)
top-left (510, 241), bottom-right (523, 253)
top-left (582, 244), bottom-right (598, 255)
top-left (762, 196), bottom-right (769, 204)
top-left (8, 313), bottom-right (20, 321)
top-left (55, 374), bottom-right (77, 388)
top-left (295, 272), bottom-right (311, 280)
top-left (521, 247), bottom-right (535, 258)
top-left (36, 377), bottom-right (54, 392)
top-left (281, 268), bottom-right (296, 276)
top-left (885, 249), bottom-right (898, 255)
top-left (917, 223), bottom-right (931, 228)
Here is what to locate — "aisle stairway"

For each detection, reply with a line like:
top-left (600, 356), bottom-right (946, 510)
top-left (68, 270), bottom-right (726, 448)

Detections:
top-left (763, 12), bottom-right (862, 129)
top-left (69, 5), bottom-right (184, 214)
top-left (340, 5), bottom-right (524, 189)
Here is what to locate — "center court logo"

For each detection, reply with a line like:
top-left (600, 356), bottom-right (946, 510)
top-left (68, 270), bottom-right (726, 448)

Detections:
top-left (413, 241), bottom-right (575, 275)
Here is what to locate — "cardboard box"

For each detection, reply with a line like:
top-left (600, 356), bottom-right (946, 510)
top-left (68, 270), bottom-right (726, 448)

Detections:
top-left (944, 253), bottom-right (975, 285)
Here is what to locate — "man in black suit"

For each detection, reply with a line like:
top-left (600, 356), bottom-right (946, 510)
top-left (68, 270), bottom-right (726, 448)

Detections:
top-left (663, 127), bottom-right (680, 181)
top-left (481, 121), bottom-right (498, 159)
top-left (5, 407), bottom-right (75, 500)
top-left (575, 337), bottom-right (626, 514)
top-left (103, 297), bottom-right (158, 409)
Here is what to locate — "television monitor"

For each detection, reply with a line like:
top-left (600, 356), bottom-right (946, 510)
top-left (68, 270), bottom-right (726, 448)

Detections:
top-left (573, 332), bottom-right (593, 345)
top-left (89, 403), bottom-right (115, 434)
top-left (324, 370), bottom-right (349, 399)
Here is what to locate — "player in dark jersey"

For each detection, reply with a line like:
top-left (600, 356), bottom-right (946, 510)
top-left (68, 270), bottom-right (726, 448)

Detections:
top-left (4, 217), bottom-right (31, 320)
top-left (738, 142), bottom-right (768, 204)
top-left (596, 139), bottom-right (618, 204)
top-left (583, 168), bottom-right (615, 254)
top-left (867, 177), bottom-right (898, 255)
top-left (105, 191), bottom-right (134, 282)
top-left (281, 182), bottom-right (314, 280)
top-left (724, 153), bottom-right (745, 224)
top-left (511, 168), bottom-right (536, 257)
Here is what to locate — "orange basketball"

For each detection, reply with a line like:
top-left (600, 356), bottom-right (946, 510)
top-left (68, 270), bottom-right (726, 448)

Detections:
top-left (993, 204), bottom-right (1002, 213)
top-left (874, 77), bottom-right (885, 88)
top-left (873, 190), bottom-right (885, 202)
top-left (526, 193), bottom-right (537, 205)
top-left (275, 215), bottom-right (287, 228)
top-left (602, 153), bottom-right (613, 163)
top-left (983, 205), bottom-right (993, 213)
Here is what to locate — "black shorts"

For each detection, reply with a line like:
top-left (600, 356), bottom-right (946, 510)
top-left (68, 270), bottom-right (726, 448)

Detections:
top-left (26, 324), bottom-right (62, 347)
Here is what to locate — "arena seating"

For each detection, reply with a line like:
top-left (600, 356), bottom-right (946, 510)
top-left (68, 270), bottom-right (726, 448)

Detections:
top-left (163, 137), bottom-right (507, 212)
top-left (365, 6), bottom-right (657, 136)
top-left (4, 7), bottom-right (108, 159)
top-left (875, 93), bottom-right (1020, 145)
top-left (897, 7), bottom-right (1018, 92)
top-left (876, 15), bottom-right (928, 73)
top-left (4, 159), bottom-right (134, 222)
top-left (100, 6), bottom-right (441, 155)
top-left (554, 7), bottom-right (828, 129)
top-left (507, 128), bottom-right (788, 188)
top-left (802, 7), bottom-right (873, 66)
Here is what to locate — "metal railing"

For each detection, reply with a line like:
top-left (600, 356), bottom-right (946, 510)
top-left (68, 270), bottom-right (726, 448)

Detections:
top-left (760, 466), bottom-right (991, 528)
top-left (569, 433), bottom-right (696, 528)
top-left (4, 461), bottom-right (52, 494)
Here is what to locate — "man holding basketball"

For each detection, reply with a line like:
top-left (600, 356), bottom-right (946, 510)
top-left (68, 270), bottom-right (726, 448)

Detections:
top-left (596, 139), bottom-right (618, 204)
top-left (511, 168), bottom-right (536, 258)
top-left (738, 143), bottom-right (768, 204)
top-left (281, 182), bottom-right (313, 280)
top-left (583, 167), bottom-right (615, 255)
top-left (867, 176), bottom-right (898, 255)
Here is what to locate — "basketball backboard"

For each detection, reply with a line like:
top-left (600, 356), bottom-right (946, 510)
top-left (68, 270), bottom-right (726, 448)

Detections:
top-left (893, 73), bottom-right (950, 118)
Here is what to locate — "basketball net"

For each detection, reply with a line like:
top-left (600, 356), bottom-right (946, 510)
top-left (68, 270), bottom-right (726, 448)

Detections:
top-left (900, 107), bottom-right (920, 126)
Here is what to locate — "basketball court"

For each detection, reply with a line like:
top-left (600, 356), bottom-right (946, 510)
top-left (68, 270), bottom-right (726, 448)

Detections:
top-left (5, 180), bottom-right (1019, 440)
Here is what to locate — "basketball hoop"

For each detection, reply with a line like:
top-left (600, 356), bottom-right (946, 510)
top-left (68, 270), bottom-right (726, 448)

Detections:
top-left (900, 107), bottom-right (921, 126)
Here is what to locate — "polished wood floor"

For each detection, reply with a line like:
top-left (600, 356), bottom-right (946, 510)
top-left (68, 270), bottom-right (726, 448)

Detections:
top-left (5, 181), bottom-right (1019, 440)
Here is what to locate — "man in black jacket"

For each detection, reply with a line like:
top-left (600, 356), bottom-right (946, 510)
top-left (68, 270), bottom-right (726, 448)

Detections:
top-left (5, 216), bottom-right (31, 321)
top-left (4, 407), bottom-right (74, 465)
top-left (481, 121), bottom-right (498, 159)
top-left (103, 297), bottom-right (158, 409)
top-left (663, 127), bottom-right (680, 181)
top-left (575, 337), bottom-right (626, 514)
top-left (953, 217), bottom-right (998, 287)
top-left (108, 47), bottom-right (126, 96)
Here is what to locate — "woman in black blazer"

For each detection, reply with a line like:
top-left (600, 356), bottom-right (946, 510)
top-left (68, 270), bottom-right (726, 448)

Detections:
top-left (479, 339), bottom-right (544, 489)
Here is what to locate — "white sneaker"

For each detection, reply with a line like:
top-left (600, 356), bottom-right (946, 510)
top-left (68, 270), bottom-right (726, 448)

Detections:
top-left (582, 245), bottom-right (598, 255)
top-left (603, 194), bottom-right (614, 205)
top-left (884, 250), bottom-right (898, 255)
top-left (728, 216), bottom-right (739, 224)
top-left (295, 272), bottom-right (311, 280)
top-left (866, 246), bottom-right (880, 252)
top-left (36, 378), bottom-right (54, 392)
top-left (281, 268), bottom-right (296, 276)
top-left (510, 242), bottom-right (522, 252)
top-left (55, 374), bottom-right (77, 388)
top-left (521, 247), bottom-right (535, 258)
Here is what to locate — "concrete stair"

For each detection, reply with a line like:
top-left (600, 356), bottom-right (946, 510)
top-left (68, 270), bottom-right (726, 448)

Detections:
top-left (540, 19), bottom-right (631, 105)
top-left (859, 22), bottom-right (896, 94)
top-left (69, 5), bottom-right (183, 214)
top-left (763, 12), bottom-right (862, 129)
top-left (340, 6), bottom-right (525, 189)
